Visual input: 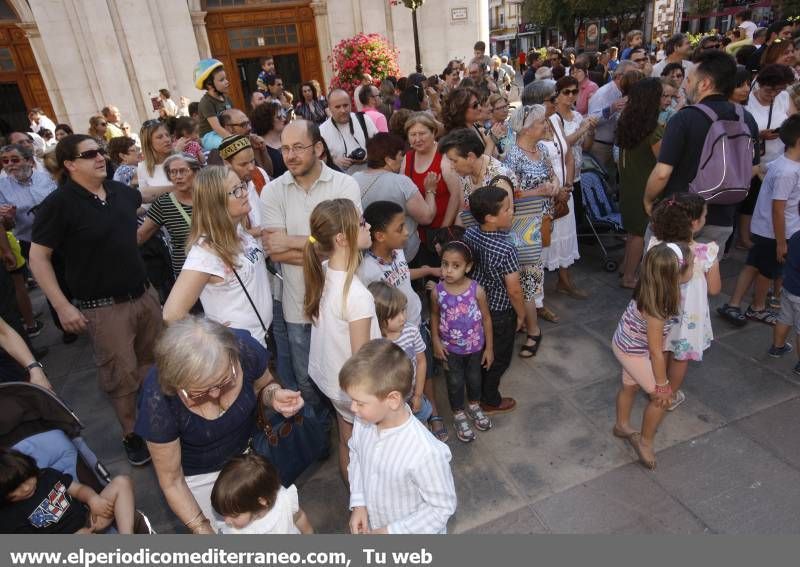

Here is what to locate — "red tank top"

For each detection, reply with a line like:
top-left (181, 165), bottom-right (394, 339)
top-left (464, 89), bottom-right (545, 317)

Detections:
top-left (405, 149), bottom-right (450, 234)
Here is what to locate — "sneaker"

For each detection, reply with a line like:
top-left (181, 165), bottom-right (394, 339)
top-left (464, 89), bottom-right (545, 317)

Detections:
top-left (466, 403), bottom-right (493, 431)
top-left (767, 295), bottom-right (781, 311)
top-left (793, 362), bottom-right (800, 377)
top-left (123, 433), bottom-right (151, 466)
top-left (666, 390), bottom-right (686, 412)
top-left (453, 412), bottom-right (476, 443)
top-left (25, 320), bottom-right (44, 338)
top-left (745, 306), bottom-right (777, 326)
top-left (768, 343), bottom-right (793, 358)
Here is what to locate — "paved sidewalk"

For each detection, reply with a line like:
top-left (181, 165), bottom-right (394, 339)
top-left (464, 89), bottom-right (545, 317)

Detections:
top-left (30, 241), bottom-right (800, 534)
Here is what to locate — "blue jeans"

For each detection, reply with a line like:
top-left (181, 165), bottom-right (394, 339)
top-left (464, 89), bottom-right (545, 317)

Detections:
top-left (271, 300), bottom-right (296, 390)
top-left (286, 321), bottom-right (328, 420)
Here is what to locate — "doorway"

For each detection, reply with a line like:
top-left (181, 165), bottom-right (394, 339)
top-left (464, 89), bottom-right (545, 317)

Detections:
top-left (0, 82), bottom-right (27, 137)
top-left (236, 53), bottom-right (302, 111)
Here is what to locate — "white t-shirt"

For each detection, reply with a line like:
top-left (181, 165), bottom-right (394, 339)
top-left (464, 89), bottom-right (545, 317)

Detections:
top-left (319, 113), bottom-right (378, 175)
top-left (747, 90), bottom-right (791, 167)
top-left (357, 249), bottom-right (422, 328)
top-left (219, 485), bottom-right (301, 535)
top-left (182, 226), bottom-right (273, 347)
top-left (308, 267), bottom-right (381, 406)
top-left (650, 58), bottom-right (693, 79)
top-left (260, 163), bottom-right (362, 324)
top-left (751, 155), bottom-right (800, 240)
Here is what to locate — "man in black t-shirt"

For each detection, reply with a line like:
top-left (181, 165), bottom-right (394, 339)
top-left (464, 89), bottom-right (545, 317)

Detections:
top-left (28, 135), bottom-right (162, 467)
top-left (644, 50), bottom-right (760, 250)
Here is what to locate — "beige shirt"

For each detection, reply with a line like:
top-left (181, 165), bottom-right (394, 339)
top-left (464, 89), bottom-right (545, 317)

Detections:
top-left (260, 163), bottom-right (361, 323)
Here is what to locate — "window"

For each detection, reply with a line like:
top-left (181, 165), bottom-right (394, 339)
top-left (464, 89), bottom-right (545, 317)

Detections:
top-left (206, 0), bottom-right (296, 7)
top-left (0, 0), bottom-right (18, 21)
top-left (0, 48), bottom-right (14, 71)
top-left (227, 24), bottom-right (298, 50)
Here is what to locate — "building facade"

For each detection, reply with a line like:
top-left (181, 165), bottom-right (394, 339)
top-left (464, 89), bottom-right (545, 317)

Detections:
top-left (0, 0), bottom-right (488, 136)
top-left (488, 0), bottom-right (522, 58)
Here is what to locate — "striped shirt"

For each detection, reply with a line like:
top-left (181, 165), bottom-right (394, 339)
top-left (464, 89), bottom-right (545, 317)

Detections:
top-left (146, 193), bottom-right (192, 276)
top-left (348, 409), bottom-right (456, 534)
top-left (612, 299), bottom-right (671, 355)
top-left (391, 324), bottom-right (425, 398)
top-left (463, 227), bottom-right (519, 312)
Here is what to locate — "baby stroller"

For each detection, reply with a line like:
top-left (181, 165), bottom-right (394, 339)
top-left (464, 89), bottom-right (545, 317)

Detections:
top-left (579, 153), bottom-right (625, 273)
top-left (0, 382), bottom-right (155, 534)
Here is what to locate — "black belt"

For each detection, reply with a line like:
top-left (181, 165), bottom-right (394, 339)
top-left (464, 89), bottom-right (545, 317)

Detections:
top-left (593, 140), bottom-right (613, 146)
top-left (78, 283), bottom-right (148, 310)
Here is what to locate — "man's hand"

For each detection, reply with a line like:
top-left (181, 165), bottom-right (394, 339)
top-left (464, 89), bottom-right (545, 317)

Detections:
top-left (334, 156), bottom-right (354, 170)
top-left (263, 231), bottom-right (291, 254)
top-left (778, 240), bottom-right (788, 264)
top-left (249, 134), bottom-right (266, 150)
top-left (759, 129), bottom-right (780, 141)
top-left (57, 304), bottom-right (88, 335)
top-left (88, 494), bottom-right (114, 520)
top-left (349, 507), bottom-right (370, 534)
top-left (612, 97), bottom-right (627, 113)
top-left (482, 348), bottom-right (494, 370)
top-left (2, 248), bottom-right (16, 271)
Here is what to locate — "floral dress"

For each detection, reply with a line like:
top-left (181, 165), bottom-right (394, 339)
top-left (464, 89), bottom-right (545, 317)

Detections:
top-left (649, 239), bottom-right (718, 361)
top-left (435, 279), bottom-right (484, 355)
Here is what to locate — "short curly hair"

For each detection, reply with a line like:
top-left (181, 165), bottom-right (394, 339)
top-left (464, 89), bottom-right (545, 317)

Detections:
top-left (441, 87), bottom-right (480, 133)
top-left (650, 193), bottom-right (706, 243)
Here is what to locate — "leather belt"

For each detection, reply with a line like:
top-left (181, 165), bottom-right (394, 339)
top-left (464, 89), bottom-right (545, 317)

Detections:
top-left (593, 140), bottom-right (613, 145)
top-left (78, 283), bottom-right (148, 310)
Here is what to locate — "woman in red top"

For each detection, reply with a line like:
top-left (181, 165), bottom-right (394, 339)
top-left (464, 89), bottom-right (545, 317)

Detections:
top-left (402, 112), bottom-right (461, 266)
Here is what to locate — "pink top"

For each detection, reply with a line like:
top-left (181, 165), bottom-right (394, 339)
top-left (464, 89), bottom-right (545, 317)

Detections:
top-left (363, 108), bottom-right (388, 133)
top-left (576, 79), bottom-right (599, 116)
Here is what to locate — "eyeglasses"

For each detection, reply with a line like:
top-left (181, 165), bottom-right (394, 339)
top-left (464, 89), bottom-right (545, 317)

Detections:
top-left (169, 167), bottom-right (191, 178)
top-left (279, 143), bottom-right (315, 156)
top-left (180, 363), bottom-right (238, 403)
top-left (470, 101), bottom-right (480, 109)
top-left (230, 120), bottom-right (250, 129)
top-left (227, 181), bottom-right (248, 199)
top-left (703, 43), bottom-right (721, 50)
top-left (560, 88), bottom-right (579, 96)
top-left (74, 148), bottom-right (107, 160)
top-left (493, 104), bottom-right (509, 111)
top-left (1, 157), bottom-right (23, 165)
top-left (632, 57), bottom-right (647, 63)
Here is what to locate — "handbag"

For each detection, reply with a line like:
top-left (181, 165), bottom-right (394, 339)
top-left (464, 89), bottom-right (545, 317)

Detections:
top-left (251, 392), bottom-right (330, 487)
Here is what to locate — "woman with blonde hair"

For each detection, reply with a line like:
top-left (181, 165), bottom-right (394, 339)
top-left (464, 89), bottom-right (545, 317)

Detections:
top-left (303, 198), bottom-right (379, 481)
top-left (163, 166), bottom-right (272, 348)
top-left (137, 119), bottom-right (176, 203)
top-left (87, 114), bottom-right (108, 145)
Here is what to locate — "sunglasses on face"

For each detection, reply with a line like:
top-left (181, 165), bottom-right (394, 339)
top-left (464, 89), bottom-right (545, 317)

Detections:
top-left (561, 88), bottom-right (579, 96)
top-left (632, 57), bottom-right (647, 63)
top-left (181, 363), bottom-right (238, 403)
top-left (74, 148), bottom-right (107, 160)
top-left (231, 120), bottom-right (251, 129)
top-left (1, 157), bottom-right (24, 165)
top-left (470, 101), bottom-right (480, 109)
top-left (703, 43), bottom-right (721, 50)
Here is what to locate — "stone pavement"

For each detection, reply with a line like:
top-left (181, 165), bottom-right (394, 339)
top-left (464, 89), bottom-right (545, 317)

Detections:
top-left (27, 240), bottom-right (800, 534)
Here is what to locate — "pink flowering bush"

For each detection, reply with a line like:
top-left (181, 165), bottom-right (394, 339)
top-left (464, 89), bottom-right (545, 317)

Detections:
top-left (329, 33), bottom-right (400, 96)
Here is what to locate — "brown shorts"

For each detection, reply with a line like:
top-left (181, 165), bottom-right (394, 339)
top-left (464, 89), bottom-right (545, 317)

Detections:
top-left (83, 287), bottom-right (162, 398)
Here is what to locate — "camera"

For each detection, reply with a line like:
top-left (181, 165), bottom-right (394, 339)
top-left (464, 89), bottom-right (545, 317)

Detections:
top-left (348, 148), bottom-right (366, 161)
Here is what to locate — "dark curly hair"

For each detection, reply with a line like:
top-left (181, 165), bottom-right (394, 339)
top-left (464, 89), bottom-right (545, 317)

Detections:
top-left (651, 193), bottom-right (706, 243)
top-left (616, 78), bottom-right (662, 150)
top-left (441, 87), bottom-right (480, 133)
top-left (249, 101), bottom-right (282, 136)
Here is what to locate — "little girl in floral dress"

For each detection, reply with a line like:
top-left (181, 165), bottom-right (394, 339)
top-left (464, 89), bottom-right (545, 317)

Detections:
top-left (649, 193), bottom-right (722, 410)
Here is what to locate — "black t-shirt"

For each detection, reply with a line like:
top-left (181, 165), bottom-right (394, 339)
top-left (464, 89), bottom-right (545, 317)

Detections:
top-left (32, 179), bottom-right (146, 300)
top-left (0, 469), bottom-right (88, 533)
top-left (658, 94), bottom-right (760, 227)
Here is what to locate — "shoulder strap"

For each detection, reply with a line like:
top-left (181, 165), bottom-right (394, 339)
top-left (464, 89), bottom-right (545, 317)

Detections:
top-left (168, 192), bottom-right (192, 226)
top-left (232, 267), bottom-right (267, 333)
top-left (689, 103), bottom-right (718, 122)
top-left (355, 111), bottom-right (370, 141)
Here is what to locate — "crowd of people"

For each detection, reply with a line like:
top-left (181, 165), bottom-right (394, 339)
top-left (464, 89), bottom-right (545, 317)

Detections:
top-left (1, 14), bottom-right (800, 534)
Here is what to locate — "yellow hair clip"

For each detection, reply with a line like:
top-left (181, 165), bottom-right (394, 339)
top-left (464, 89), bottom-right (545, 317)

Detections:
top-left (308, 235), bottom-right (317, 244)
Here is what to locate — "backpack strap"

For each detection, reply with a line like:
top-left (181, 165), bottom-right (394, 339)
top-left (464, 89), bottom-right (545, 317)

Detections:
top-left (689, 103), bottom-right (718, 123)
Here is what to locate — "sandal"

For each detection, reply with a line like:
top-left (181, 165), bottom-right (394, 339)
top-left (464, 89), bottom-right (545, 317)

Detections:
top-left (628, 433), bottom-right (656, 470)
top-left (555, 283), bottom-right (588, 300)
top-left (716, 303), bottom-right (747, 327)
top-left (428, 416), bottom-right (449, 442)
top-left (537, 306), bottom-right (560, 323)
top-left (767, 295), bottom-right (781, 311)
top-left (518, 332), bottom-right (542, 358)
top-left (466, 403), bottom-right (493, 431)
top-left (453, 413), bottom-right (476, 443)
top-left (745, 305), bottom-right (777, 326)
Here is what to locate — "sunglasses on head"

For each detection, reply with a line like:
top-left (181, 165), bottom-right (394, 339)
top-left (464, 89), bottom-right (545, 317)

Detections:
top-left (74, 148), bottom-right (107, 160)
top-left (142, 119), bottom-right (161, 128)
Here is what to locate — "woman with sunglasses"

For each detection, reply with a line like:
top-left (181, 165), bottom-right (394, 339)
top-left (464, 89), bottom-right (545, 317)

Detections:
top-left (87, 115), bottom-right (108, 149)
top-left (137, 119), bottom-right (176, 204)
top-left (134, 316), bottom-right (302, 534)
top-left (164, 166), bottom-right (272, 349)
top-left (441, 87), bottom-right (495, 156)
top-left (546, 76), bottom-right (598, 299)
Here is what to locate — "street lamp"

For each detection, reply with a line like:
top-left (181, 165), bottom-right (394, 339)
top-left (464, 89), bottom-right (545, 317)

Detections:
top-left (391, 0), bottom-right (426, 73)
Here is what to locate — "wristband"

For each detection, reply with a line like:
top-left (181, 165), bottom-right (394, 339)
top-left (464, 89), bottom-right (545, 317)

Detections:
top-left (26, 361), bottom-right (43, 372)
top-left (654, 381), bottom-right (671, 394)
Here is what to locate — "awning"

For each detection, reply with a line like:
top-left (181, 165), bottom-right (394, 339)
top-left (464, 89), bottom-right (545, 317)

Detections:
top-left (491, 34), bottom-right (516, 41)
top-left (682, 0), bottom-right (771, 19)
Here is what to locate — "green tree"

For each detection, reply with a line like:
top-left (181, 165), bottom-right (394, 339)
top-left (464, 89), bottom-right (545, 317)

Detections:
top-left (521, 0), bottom-right (647, 43)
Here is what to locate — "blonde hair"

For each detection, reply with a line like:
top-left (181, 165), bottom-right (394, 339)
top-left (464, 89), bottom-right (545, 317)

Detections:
top-left (508, 104), bottom-right (546, 134)
top-left (339, 338), bottom-right (412, 400)
top-left (368, 281), bottom-right (407, 335)
top-left (154, 316), bottom-right (240, 395)
top-left (303, 199), bottom-right (362, 322)
top-left (87, 114), bottom-right (106, 140)
top-left (634, 242), bottom-right (692, 320)
top-left (487, 93), bottom-right (507, 109)
top-left (188, 166), bottom-right (242, 268)
top-left (404, 111), bottom-right (441, 138)
top-left (141, 120), bottom-right (172, 177)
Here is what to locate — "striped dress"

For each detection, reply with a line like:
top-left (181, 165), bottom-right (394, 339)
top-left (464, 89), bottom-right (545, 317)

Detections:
top-left (612, 299), bottom-right (671, 356)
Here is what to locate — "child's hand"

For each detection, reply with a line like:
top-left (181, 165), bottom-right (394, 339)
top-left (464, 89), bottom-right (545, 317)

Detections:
top-left (411, 395), bottom-right (423, 413)
top-left (515, 316), bottom-right (525, 332)
top-left (427, 266), bottom-right (442, 278)
top-left (88, 494), bottom-right (113, 519)
top-left (425, 280), bottom-right (436, 293)
top-left (650, 389), bottom-right (672, 410)
top-left (432, 341), bottom-right (448, 362)
top-left (777, 241), bottom-right (788, 264)
top-left (482, 348), bottom-right (494, 370)
top-left (349, 507), bottom-right (370, 534)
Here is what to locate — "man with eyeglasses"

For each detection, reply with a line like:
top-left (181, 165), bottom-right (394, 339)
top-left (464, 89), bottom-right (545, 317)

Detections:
top-left (220, 108), bottom-right (272, 175)
top-left (319, 89), bottom-right (378, 175)
top-left (261, 119), bottom-right (361, 421)
top-left (101, 105), bottom-right (125, 141)
top-left (1, 133), bottom-right (46, 175)
top-left (628, 47), bottom-right (651, 73)
top-left (29, 134), bottom-right (162, 467)
top-left (264, 75), bottom-right (292, 112)
top-left (651, 33), bottom-right (694, 79)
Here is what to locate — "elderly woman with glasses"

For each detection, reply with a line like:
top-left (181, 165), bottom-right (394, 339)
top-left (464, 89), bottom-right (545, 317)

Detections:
top-left (136, 153), bottom-right (202, 277)
top-left (163, 166), bottom-right (272, 349)
top-left (486, 93), bottom-right (515, 161)
top-left (134, 316), bottom-right (302, 533)
top-left (546, 76), bottom-right (598, 300)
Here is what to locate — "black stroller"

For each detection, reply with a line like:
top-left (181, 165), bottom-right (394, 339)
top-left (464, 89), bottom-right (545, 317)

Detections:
top-left (0, 382), bottom-right (155, 534)
top-left (579, 153), bottom-right (626, 272)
